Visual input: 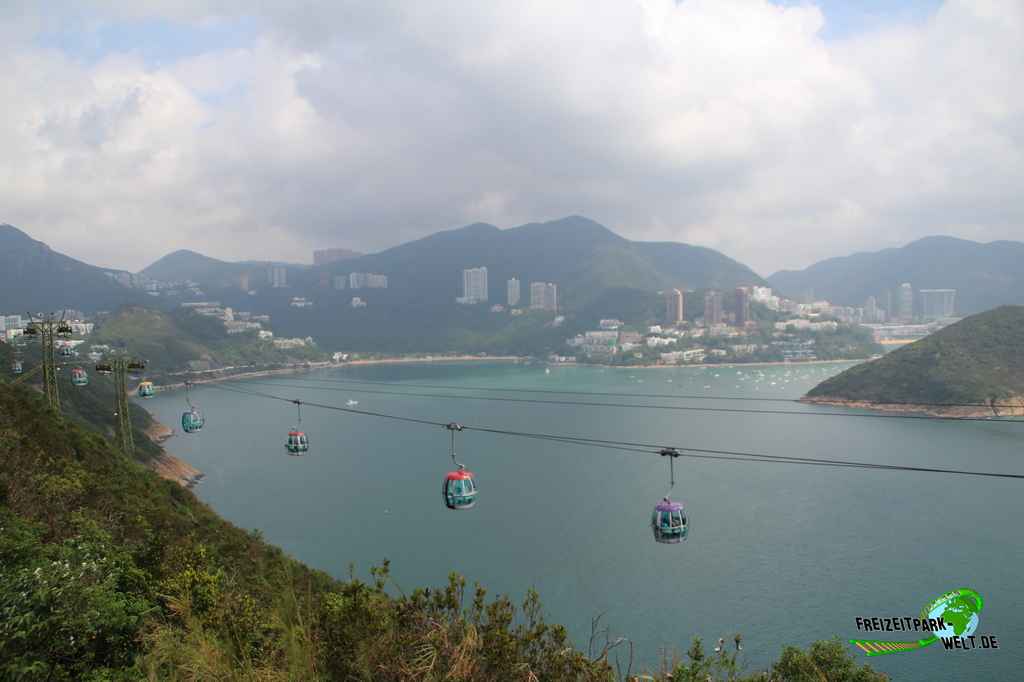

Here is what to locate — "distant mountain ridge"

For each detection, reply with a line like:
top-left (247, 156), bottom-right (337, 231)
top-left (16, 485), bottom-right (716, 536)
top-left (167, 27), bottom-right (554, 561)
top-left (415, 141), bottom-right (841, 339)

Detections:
top-left (768, 236), bottom-right (1024, 314)
top-left (2, 217), bottom-right (765, 340)
top-left (0, 224), bottom-right (140, 313)
top-left (804, 305), bottom-right (1024, 414)
top-left (303, 215), bottom-right (766, 310)
top-left (140, 249), bottom-right (307, 287)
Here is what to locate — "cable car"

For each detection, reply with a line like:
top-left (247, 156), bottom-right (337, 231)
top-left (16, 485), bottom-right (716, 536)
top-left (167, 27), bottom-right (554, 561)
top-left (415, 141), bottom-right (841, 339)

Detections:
top-left (138, 380), bottom-right (155, 398)
top-left (651, 497), bottom-right (688, 544)
top-left (11, 361), bottom-right (23, 375)
top-left (651, 448), bottom-right (688, 544)
top-left (443, 467), bottom-right (477, 510)
top-left (182, 407), bottom-right (205, 433)
top-left (286, 430), bottom-right (310, 455)
top-left (442, 423), bottom-right (477, 510)
top-left (71, 367), bottom-right (89, 386)
top-left (181, 382), bottom-right (204, 433)
top-left (285, 400), bottom-right (309, 455)
top-left (59, 344), bottom-right (74, 357)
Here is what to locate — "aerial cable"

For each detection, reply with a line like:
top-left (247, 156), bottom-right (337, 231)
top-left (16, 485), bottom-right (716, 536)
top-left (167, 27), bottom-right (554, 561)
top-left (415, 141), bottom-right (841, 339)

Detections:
top-left (230, 379), bottom-right (1024, 425)
top-left (203, 382), bottom-right (1024, 481)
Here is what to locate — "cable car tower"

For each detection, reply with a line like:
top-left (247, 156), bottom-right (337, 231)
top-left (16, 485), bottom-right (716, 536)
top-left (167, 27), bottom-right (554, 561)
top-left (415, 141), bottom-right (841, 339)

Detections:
top-left (23, 312), bottom-right (73, 413)
top-left (95, 356), bottom-right (147, 456)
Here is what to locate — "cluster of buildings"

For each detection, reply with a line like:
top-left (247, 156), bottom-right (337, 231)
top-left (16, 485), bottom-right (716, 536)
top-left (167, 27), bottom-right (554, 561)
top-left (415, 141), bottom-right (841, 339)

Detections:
top-left (456, 267), bottom-right (559, 312)
top-left (804, 284), bottom-right (959, 344)
top-left (313, 248), bottom-right (357, 266)
top-left (566, 284), bottom-right (877, 365)
top-left (107, 271), bottom-right (204, 298)
top-left (180, 302), bottom-right (274, 339)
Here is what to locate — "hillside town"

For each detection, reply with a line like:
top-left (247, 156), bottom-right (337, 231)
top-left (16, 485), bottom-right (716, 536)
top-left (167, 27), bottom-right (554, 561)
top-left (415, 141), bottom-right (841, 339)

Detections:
top-left (2, 272), bottom-right (962, 370)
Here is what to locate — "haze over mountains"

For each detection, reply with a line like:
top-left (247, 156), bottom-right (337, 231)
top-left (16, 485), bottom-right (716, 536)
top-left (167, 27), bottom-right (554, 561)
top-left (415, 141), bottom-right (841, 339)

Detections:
top-left (4, 218), bottom-right (1024, 322)
top-left (768, 236), bottom-right (1024, 314)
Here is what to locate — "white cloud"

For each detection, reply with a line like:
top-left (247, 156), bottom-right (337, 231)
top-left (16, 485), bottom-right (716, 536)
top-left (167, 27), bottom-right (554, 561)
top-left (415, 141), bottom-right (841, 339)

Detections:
top-left (0, 0), bottom-right (1021, 274)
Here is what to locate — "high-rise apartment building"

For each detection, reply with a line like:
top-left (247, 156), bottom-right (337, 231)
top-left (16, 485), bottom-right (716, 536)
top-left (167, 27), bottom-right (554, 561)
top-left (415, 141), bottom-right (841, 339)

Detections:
top-left (734, 287), bottom-right (751, 326)
top-left (268, 266), bottom-right (287, 288)
top-left (864, 296), bottom-right (878, 323)
top-left (507, 277), bottom-right (521, 307)
top-left (899, 282), bottom-right (914, 321)
top-left (349, 272), bottom-right (367, 290)
top-left (703, 290), bottom-right (723, 325)
top-left (459, 267), bottom-right (488, 304)
top-left (529, 282), bottom-right (558, 312)
top-left (920, 289), bottom-right (956, 320)
top-left (665, 288), bottom-right (684, 325)
top-left (366, 274), bottom-right (388, 289)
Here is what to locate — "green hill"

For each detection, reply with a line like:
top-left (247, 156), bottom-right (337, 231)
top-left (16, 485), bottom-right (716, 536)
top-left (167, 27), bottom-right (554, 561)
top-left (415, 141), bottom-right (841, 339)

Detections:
top-left (0, 382), bottom-right (886, 681)
top-left (140, 249), bottom-right (249, 286)
top-left (91, 306), bottom-right (327, 374)
top-left (805, 305), bottom-right (1024, 412)
top-left (0, 224), bottom-right (141, 313)
top-left (307, 215), bottom-right (766, 311)
top-left (768, 235), bottom-right (1024, 313)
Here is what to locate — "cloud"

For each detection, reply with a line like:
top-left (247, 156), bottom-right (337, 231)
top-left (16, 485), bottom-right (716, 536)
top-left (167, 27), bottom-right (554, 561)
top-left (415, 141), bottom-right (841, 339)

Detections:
top-left (0, 0), bottom-right (1020, 275)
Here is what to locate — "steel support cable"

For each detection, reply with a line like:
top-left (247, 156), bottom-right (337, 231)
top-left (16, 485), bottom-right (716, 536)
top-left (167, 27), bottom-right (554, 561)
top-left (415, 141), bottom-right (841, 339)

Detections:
top-left (204, 382), bottom-right (1024, 481)
top-left (229, 379), bottom-right (1024, 425)
top-left (276, 372), bottom-right (1024, 409)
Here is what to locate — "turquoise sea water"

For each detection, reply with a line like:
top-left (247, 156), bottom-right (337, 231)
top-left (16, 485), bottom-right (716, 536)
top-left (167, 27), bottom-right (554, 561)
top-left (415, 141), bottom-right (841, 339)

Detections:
top-left (144, 362), bottom-right (1024, 680)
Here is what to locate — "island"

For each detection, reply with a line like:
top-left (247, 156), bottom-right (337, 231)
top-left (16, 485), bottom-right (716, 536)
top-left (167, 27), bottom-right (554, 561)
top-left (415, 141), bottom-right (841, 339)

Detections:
top-left (802, 305), bottom-right (1024, 417)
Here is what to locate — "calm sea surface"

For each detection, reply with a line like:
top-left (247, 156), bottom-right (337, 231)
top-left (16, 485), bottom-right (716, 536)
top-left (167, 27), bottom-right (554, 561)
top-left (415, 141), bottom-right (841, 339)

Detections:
top-left (144, 362), bottom-right (1024, 680)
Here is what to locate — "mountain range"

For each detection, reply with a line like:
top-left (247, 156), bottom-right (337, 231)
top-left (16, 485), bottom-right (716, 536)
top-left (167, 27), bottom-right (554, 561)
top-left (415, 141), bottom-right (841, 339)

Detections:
top-left (0, 216), bottom-right (765, 316)
top-left (299, 216), bottom-right (766, 309)
top-left (768, 236), bottom-right (1024, 314)
top-left (6, 218), bottom-right (1024, 325)
top-left (0, 224), bottom-right (140, 313)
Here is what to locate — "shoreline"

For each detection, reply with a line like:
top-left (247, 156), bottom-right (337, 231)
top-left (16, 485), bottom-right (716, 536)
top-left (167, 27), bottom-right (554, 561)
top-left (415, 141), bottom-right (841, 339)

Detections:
top-left (155, 355), bottom-right (527, 393)
top-left (800, 395), bottom-right (1024, 418)
top-left (144, 420), bottom-right (205, 488)
top-left (578, 357), bottom-right (870, 371)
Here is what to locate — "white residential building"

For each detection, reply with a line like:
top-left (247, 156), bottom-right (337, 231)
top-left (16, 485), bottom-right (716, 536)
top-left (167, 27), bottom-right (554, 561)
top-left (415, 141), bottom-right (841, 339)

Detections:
top-left (507, 277), bottom-right (521, 307)
top-left (366, 273), bottom-right (388, 288)
top-left (269, 266), bottom-right (287, 288)
top-left (460, 267), bottom-right (489, 304)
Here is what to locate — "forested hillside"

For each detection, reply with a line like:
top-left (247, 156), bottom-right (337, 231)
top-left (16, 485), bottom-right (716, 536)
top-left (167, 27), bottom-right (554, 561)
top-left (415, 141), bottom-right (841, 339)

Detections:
top-left (91, 307), bottom-right (327, 373)
top-left (805, 306), bottom-right (1024, 411)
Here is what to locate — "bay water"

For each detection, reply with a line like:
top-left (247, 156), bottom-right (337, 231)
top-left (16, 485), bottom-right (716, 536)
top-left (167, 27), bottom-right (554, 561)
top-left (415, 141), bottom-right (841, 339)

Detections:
top-left (144, 362), bottom-right (1024, 680)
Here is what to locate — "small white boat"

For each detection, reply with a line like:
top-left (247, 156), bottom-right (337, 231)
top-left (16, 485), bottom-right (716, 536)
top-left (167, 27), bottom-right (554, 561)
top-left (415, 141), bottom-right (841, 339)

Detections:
top-left (346, 399), bottom-right (359, 406)
top-left (545, 368), bottom-right (551, 374)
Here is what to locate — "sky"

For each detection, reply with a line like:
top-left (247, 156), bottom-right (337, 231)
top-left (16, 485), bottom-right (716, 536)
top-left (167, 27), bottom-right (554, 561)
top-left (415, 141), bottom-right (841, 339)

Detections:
top-left (1, 0), bottom-right (1020, 276)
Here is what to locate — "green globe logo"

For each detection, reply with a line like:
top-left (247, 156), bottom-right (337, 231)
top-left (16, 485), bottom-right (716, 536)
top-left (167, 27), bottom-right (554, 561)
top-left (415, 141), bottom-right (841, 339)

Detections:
top-left (923, 588), bottom-right (983, 642)
top-left (850, 588), bottom-right (984, 657)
